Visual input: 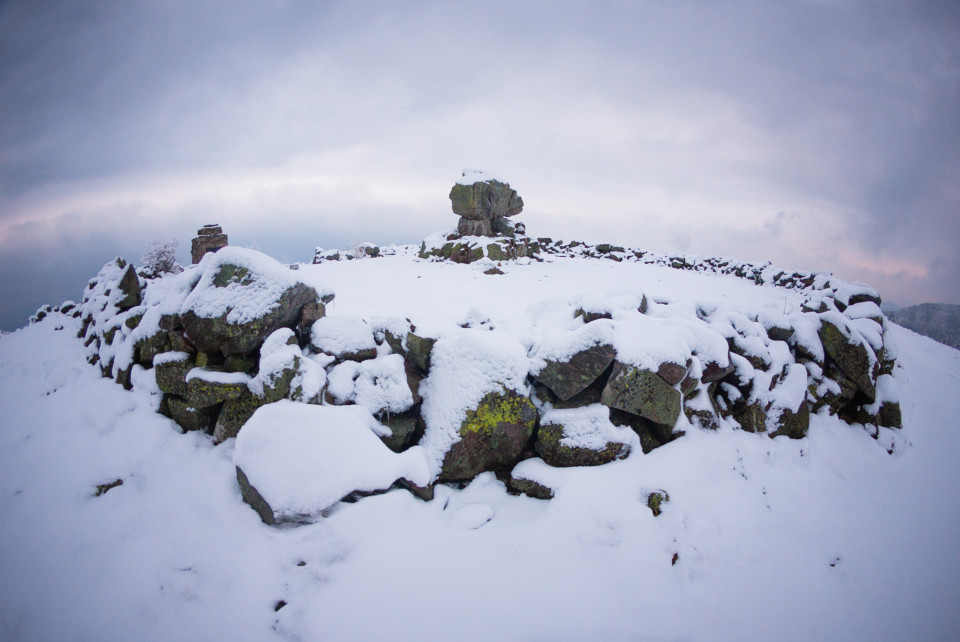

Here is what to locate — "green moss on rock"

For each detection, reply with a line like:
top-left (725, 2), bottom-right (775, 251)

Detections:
top-left (535, 422), bottom-right (630, 467)
top-left (439, 389), bottom-right (537, 481)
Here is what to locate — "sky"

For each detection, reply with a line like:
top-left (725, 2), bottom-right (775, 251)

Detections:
top-left (1, 0), bottom-right (958, 330)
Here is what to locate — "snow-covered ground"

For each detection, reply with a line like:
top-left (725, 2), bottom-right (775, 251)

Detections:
top-left (1, 254), bottom-right (959, 641)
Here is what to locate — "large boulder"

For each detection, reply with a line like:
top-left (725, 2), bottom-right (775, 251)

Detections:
top-left (234, 401), bottom-right (432, 525)
top-left (818, 314), bottom-right (877, 401)
top-left (534, 343), bottom-right (616, 402)
top-left (601, 361), bottom-right (682, 427)
top-left (438, 389), bottom-right (537, 481)
top-left (449, 170), bottom-right (524, 220)
top-left (179, 247), bottom-right (322, 357)
top-left (535, 405), bottom-right (632, 467)
top-left (190, 224), bottom-right (228, 264)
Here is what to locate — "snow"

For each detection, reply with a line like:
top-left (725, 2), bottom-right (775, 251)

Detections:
top-left (310, 315), bottom-right (376, 357)
top-left (419, 329), bottom-right (531, 475)
top-left (326, 354), bottom-right (414, 415)
top-left (185, 367), bottom-right (251, 385)
top-left (3, 250), bottom-right (960, 641)
top-left (455, 168), bottom-right (506, 185)
top-left (541, 404), bottom-right (636, 451)
top-left (181, 246), bottom-right (327, 324)
top-left (233, 401), bottom-right (431, 522)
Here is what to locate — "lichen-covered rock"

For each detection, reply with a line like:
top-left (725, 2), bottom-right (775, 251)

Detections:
top-left (458, 218), bottom-right (493, 237)
top-left (534, 343), bottom-right (615, 402)
top-left (213, 390), bottom-right (264, 443)
top-left (647, 490), bottom-right (669, 517)
top-left (728, 399), bottom-right (767, 433)
top-left (438, 389), bottom-right (537, 481)
top-left (405, 332), bottom-right (436, 373)
top-left (769, 401), bottom-right (810, 439)
top-left (165, 396), bottom-right (217, 433)
top-left (154, 352), bottom-right (194, 396)
top-left (184, 368), bottom-right (249, 408)
top-left (601, 361), bottom-right (682, 426)
top-left (180, 247), bottom-right (322, 357)
top-left (535, 405), bottom-right (632, 467)
top-left (449, 172), bottom-right (523, 220)
top-left (377, 409), bottom-right (421, 452)
top-left (506, 475), bottom-right (554, 500)
top-left (819, 315), bottom-right (877, 401)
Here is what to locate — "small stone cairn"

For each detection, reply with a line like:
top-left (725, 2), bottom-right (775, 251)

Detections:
top-left (191, 224), bottom-right (229, 264)
top-left (419, 170), bottom-right (540, 264)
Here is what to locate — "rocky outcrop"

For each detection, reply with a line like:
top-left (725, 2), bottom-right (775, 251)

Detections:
top-left (65, 223), bottom-right (905, 527)
top-left (181, 257), bottom-right (321, 357)
top-left (449, 169), bottom-right (523, 222)
top-left (191, 224), bottom-right (228, 264)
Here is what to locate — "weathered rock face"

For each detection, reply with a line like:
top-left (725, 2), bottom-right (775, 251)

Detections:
top-left (116, 264), bottom-right (142, 311)
top-left (439, 389), bottom-right (537, 481)
top-left (436, 170), bottom-right (529, 243)
top-left (449, 173), bottom-right (524, 220)
top-left (819, 316), bottom-right (877, 401)
top-left (181, 261), bottom-right (320, 357)
top-left (601, 361), bottom-right (682, 427)
top-left (535, 422), bottom-right (630, 467)
top-left (191, 224), bottom-right (228, 264)
top-left (534, 344), bottom-right (616, 401)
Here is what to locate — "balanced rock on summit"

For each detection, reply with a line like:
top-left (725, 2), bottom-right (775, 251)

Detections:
top-left (449, 169), bottom-right (523, 237)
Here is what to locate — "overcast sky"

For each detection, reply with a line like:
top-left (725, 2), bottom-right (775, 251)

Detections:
top-left (1, 0), bottom-right (958, 330)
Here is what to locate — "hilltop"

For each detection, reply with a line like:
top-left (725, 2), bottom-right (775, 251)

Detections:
top-left (2, 227), bottom-right (959, 640)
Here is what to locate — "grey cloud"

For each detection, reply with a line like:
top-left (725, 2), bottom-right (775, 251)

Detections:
top-left (1, 0), bottom-right (958, 328)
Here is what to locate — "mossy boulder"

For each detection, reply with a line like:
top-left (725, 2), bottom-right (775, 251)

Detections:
top-left (728, 399), bottom-right (767, 433)
top-left (213, 390), bottom-right (264, 443)
top-left (535, 422), bottom-right (630, 468)
top-left (377, 408), bottom-right (421, 452)
top-left (770, 401), bottom-right (810, 439)
top-left (601, 361), bottom-right (682, 426)
top-left (818, 317), bottom-right (877, 401)
top-left (506, 475), bottom-right (554, 500)
top-left (166, 396), bottom-right (217, 433)
top-left (405, 332), bottom-right (436, 373)
top-left (535, 344), bottom-right (616, 402)
top-left (184, 369), bottom-right (249, 408)
top-left (439, 389), bottom-right (538, 481)
top-left (181, 260), bottom-right (320, 357)
top-left (155, 353), bottom-right (194, 396)
top-left (449, 179), bottom-right (523, 220)
top-left (135, 330), bottom-right (172, 366)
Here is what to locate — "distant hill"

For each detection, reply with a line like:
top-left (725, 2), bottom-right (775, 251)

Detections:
top-left (888, 303), bottom-right (960, 350)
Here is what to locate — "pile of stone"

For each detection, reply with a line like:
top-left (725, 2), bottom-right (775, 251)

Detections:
top-left (191, 224), bottom-right (228, 264)
top-left (73, 242), bottom-right (333, 442)
top-left (419, 170), bottom-right (540, 264)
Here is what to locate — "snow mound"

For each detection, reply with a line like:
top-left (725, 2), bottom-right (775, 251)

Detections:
top-left (233, 401), bottom-right (431, 523)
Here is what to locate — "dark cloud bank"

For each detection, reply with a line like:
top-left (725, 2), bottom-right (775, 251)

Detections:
top-left (1, 0), bottom-right (958, 330)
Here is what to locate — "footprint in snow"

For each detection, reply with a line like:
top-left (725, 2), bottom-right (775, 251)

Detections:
top-left (450, 503), bottom-right (495, 530)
